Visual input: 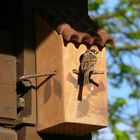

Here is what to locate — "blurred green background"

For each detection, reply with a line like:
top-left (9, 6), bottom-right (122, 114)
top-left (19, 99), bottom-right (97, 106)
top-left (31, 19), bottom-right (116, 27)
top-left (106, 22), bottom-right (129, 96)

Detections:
top-left (88, 0), bottom-right (140, 140)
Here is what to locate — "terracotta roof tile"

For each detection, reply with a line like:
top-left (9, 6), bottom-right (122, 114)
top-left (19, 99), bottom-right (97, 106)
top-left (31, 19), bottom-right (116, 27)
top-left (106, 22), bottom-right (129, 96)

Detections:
top-left (57, 24), bottom-right (93, 44)
top-left (97, 29), bottom-right (114, 45)
top-left (37, 6), bottom-right (114, 48)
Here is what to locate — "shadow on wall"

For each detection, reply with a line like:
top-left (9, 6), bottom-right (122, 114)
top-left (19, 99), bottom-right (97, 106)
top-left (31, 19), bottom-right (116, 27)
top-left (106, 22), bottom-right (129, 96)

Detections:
top-left (67, 71), bottom-right (105, 117)
top-left (76, 81), bottom-right (105, 118)
top-left (43, 77), bottom-right (62, 103)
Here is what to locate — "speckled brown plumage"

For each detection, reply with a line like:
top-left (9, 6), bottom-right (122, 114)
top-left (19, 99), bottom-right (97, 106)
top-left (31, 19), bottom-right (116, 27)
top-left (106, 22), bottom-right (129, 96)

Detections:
top-left (80, 49), bottom-right (98, 85)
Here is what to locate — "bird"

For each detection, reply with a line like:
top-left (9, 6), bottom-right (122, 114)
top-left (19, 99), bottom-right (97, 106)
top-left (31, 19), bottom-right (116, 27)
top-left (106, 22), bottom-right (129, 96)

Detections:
top-left (80, 49), bottom-right (99, 85)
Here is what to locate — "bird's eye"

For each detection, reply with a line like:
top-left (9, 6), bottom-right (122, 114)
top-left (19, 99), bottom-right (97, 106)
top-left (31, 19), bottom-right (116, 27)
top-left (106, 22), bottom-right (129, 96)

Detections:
top-left (89, 52), bottom-right (94, 55)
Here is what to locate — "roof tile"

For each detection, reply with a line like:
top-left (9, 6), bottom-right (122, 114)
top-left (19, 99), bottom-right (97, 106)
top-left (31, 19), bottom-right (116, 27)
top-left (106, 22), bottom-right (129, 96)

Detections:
top-left (37, 6), bottom-right (114, 48)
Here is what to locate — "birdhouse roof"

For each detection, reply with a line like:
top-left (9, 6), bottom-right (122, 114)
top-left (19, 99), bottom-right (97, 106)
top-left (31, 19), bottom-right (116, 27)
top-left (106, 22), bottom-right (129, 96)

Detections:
top-left (37, 6), bottom-right (114, 48)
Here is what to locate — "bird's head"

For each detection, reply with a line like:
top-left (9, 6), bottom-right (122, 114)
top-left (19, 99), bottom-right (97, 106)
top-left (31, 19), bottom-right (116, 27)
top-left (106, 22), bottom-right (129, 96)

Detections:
top-left (85, 49), bottom-right (99, 57)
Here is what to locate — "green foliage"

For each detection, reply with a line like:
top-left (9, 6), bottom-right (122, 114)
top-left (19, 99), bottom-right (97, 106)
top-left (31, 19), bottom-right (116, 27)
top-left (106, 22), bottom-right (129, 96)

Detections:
top-left (113, 128), bottom-right (130, 140)
top-left (136, 131), bottom-right (140, 140)
top-left (109, 98), bottom-right (126, 126)
top-left (89, 0), bottom-right (140, 139)
top-left (88, 0), bottom-right (103, 11)
top-left (129, 90), bottom-right (140, 99)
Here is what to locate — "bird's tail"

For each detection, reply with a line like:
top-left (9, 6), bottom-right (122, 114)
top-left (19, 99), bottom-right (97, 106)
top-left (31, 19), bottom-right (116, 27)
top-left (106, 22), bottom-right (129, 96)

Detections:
top-left (83, 70), bottom-right (90, 85)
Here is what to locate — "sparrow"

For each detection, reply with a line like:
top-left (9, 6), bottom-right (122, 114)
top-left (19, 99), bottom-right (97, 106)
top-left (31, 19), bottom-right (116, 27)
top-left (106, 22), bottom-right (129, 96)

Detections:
top-left (80, 49), bottom-right (99, 85)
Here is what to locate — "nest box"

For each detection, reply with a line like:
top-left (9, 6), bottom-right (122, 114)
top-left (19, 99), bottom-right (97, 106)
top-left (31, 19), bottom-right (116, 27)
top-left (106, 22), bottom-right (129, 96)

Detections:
top-left (35, 7), bottom-right (113, 136)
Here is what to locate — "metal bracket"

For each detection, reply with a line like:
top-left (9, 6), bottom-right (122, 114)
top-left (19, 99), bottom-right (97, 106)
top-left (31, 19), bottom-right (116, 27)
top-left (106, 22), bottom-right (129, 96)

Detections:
top-left (19, 71), bottom-right (56, 80)
top-left (17, 71), bottom-right (57, 92)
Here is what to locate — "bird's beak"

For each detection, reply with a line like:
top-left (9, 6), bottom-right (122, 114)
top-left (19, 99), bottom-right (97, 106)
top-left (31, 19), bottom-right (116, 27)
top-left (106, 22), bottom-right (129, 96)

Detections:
top-left (96, 51), bottom-right (99, 57)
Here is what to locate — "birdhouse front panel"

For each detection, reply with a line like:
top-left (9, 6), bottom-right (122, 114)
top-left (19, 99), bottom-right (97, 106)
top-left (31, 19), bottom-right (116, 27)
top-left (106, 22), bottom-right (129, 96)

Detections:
top-left (35, 7), bottom-right (113, 135)
top-left (63, 43), bottom-right (108, 126)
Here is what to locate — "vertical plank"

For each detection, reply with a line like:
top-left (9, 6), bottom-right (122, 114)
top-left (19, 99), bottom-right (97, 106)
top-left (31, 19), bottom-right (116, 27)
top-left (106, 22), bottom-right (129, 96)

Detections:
top-left (0, 127), bottom-right (17, 140)
top-left (17, 127), bottom-right (42, 140)
top-left (16, 0), bottom-right (36, 125)
top-left (0, 55), bottom-right (16, 124)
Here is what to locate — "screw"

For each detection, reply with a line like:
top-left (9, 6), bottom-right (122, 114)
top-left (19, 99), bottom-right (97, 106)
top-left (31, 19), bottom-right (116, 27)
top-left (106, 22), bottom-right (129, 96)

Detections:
top-left (17, 97), bottom-right (25, 108)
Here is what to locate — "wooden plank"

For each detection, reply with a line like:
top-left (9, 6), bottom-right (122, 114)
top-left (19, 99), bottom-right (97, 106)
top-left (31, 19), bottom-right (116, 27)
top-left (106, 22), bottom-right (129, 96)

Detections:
top-left (0, 55), bottom-right (16, 122)
top-left (0, 84), bottom-right (16, 119)
top-left (17, 127), bottom-right (42, 140)
top-left (0, 127), bottom-right (17, 140)
top-left (0, 54), bottom-right (16, 84)
top-left (16, 0), bottom-right (36, 125)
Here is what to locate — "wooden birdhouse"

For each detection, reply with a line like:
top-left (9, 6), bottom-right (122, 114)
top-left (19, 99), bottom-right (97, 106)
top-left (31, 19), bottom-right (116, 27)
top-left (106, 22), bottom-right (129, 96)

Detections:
top-left (35, 4), bottom-right (113, 136)
top-left (0, 0), bottom-right (114, 139)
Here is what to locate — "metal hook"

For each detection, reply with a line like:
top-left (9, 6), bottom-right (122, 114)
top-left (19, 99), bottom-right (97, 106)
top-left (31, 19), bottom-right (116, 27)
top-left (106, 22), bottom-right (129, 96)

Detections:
top-left (19, 71), bottom-right (56, 80)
